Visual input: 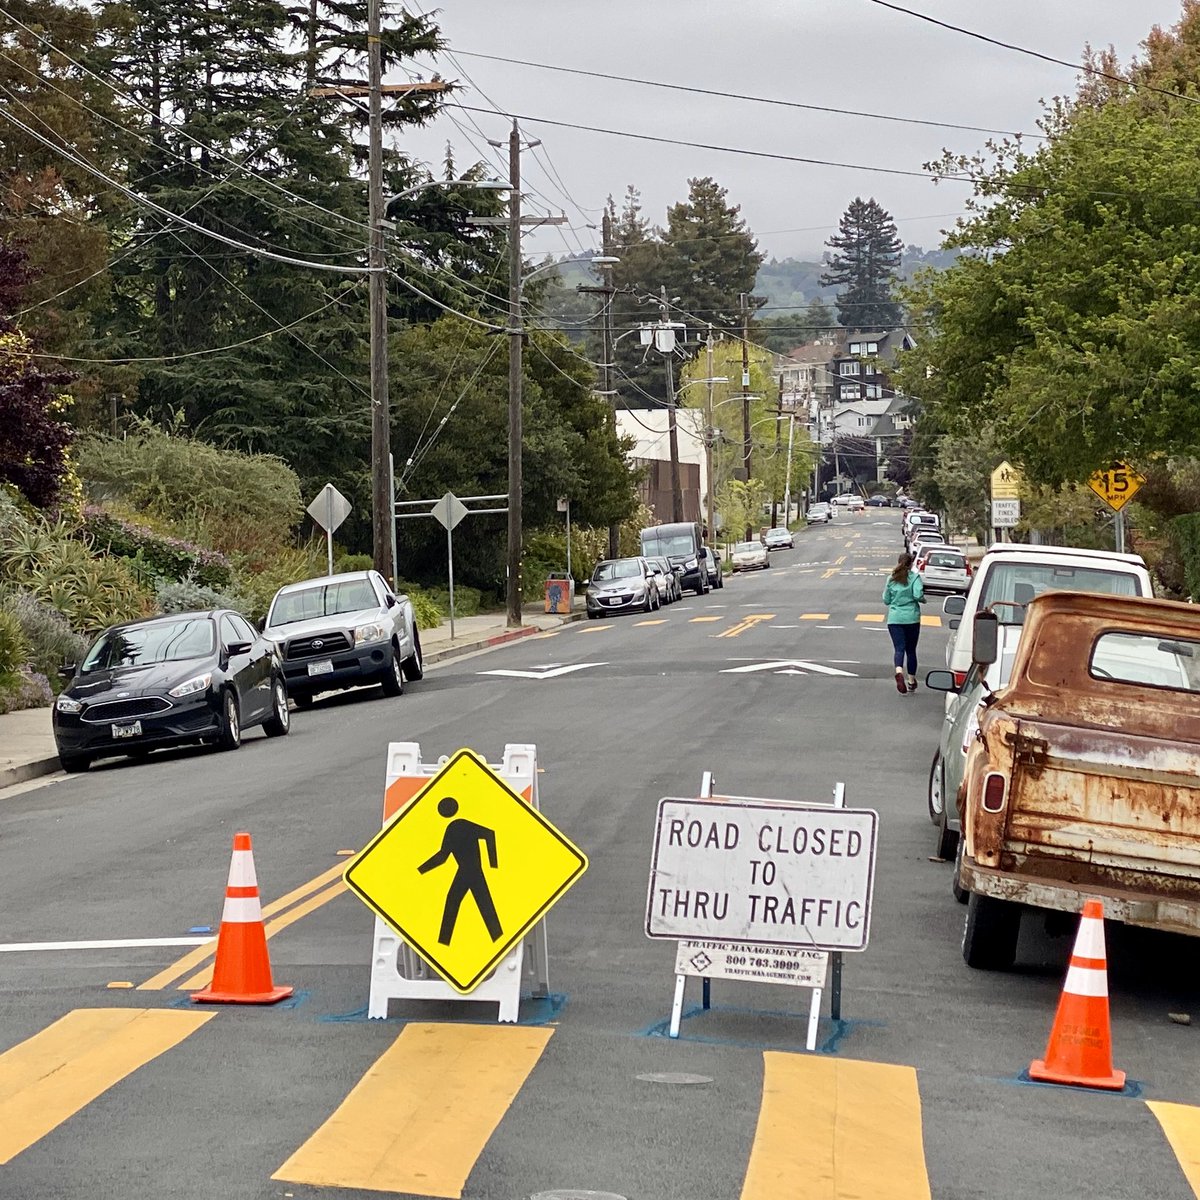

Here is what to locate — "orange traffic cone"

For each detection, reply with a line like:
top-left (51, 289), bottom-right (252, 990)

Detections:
top-left (1028, 899), bottom-right (1125, 1090)
top-left (192, 832), bottom-right (293, 1005)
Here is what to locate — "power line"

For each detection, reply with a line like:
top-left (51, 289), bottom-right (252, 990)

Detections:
top-left (865, 0), bottom-right (1200, 107)
top-left (0, 103), bottom-right (377, 275)
top-left (450, 48), bottom-right (1044, 139)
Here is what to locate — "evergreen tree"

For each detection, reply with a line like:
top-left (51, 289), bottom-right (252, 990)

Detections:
top-left (820, 197), bottom-right (903, 330)
top-left (0, 0), bottom-right (119, 373)
top-left (606, 186), bottom-right (665, 406)
top-left (659, 176), bottom-right (763, 333)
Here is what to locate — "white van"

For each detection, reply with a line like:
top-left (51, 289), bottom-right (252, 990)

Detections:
top-left (942, 544), bottom-right (1153, 686)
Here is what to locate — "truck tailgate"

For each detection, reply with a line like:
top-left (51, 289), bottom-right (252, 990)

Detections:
top-left (1005, 720), bottom-right (1200, 879)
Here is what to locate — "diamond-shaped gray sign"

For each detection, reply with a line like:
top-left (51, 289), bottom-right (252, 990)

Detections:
top-left (430, 491), bottom-right (469, 531)
top-left (306, 483), bottom-right (352, 534)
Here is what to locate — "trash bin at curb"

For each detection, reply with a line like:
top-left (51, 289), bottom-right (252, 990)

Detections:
top-left (544, 573), bottom-right (575, 614)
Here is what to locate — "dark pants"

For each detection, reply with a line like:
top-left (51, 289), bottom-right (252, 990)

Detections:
top-left (888, 622), bottom-right (920, 675)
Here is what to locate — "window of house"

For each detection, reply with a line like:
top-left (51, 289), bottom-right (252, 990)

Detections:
top-left (839, 385), bottom-right (859, 400)
top-left (858, 417), bottom-right (866, 426)
top-left (839, 360), bottom-right (860, 376)
top-left (866, 341), bottom-right (878, 354)
top-left (865, 384), bottom-right (881, 399)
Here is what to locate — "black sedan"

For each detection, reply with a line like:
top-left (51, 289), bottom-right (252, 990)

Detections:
top-left (52, 610), bottom-right (290, 772)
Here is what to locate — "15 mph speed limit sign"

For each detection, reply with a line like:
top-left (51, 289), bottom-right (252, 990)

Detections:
top-left (645, 797), bottom-right (878, 952)
top-left (1088, 462), bottom-right (1145, 512)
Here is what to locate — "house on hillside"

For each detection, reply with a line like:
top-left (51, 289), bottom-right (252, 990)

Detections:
top-left (829, 329), bottom-right (916, 404)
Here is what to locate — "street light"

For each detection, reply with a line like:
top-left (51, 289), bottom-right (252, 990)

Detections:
top-left (385, 177), bottom-right (510, 206)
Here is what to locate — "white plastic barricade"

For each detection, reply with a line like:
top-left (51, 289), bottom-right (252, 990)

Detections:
top-left (363, 742), bottom-right (550, 1023)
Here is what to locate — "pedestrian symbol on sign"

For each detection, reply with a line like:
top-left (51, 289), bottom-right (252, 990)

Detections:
top-left (343, 748), bottom-right (589, 993)
top-left (419, 798), bottom-right (503, 945)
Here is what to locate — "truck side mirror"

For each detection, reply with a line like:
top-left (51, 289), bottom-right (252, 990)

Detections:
top-left (972, 611), bottom-right (999, 666)
top-left (943, 595), bottom-right (966, 617)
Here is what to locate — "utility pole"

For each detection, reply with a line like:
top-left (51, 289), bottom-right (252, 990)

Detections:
top-left (577, 209), bottom-right (620, 557)
top-left (310, 76), bottom-right (448, 586)
top-left (506, 119), bottom-right (524, 629)
top-left (782, 409), bottom-right (797, 525)
top-left (366, 0), bottom-right (393, 584)
top-left (740, 291), bottom-right (752, 538)
top-left (660, 285), bottom-right (683, 523)
top-left (770, 403), bottom-right (783, 528)
top-left (705, 325), bottom-right (716, 544)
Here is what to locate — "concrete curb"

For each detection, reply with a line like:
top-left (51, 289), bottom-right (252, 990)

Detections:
top-left (421, 612), bottom-right (583, 667)
top-left (0, 755), bottom-right (61, 789)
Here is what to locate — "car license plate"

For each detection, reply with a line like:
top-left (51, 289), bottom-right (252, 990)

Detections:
top-left (111, 720), bottom-right (142, 739)
top-left (307, 658), bottom-right (334, 676)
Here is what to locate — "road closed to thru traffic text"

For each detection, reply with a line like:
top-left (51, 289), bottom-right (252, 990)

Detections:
top-left (645, 798), bottom-right (878, 951)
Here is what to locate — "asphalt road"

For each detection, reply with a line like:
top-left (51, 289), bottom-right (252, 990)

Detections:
top-left (1, 510), bottom-right (1198, 1200)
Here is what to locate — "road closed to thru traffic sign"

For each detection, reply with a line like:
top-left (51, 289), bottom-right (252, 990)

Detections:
top-left (645, 798), bottom-right (878, 951)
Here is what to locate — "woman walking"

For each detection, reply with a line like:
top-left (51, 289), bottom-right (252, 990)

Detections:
top-left (882, 553), bottom-right (925, 694)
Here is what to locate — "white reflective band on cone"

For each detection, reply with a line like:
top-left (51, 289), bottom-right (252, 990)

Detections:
top-left (1064, 964), bottom-right (1109, 998)
top-left (225, 850), bottom-right (259, 889)
top-left (221, 896), bottom-right (264, 923)
top-left (1073, 917), bottom-right (1106, 961)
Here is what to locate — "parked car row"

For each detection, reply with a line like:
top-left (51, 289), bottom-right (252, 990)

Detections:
top-left (52, 570), bottom-right (424, 773)
top-left (915, 539), bottom-right (1159, 966)
top-left (586, 549), bottom-right (724, 618)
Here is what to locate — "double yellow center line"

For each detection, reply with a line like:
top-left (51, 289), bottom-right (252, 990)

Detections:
top-left (716, 613), bottom-right (776, 639)
top-left (137, 859), bottom-right (349, 991)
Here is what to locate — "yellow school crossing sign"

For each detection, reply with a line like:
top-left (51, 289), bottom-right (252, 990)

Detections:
top-left (344, 749), bottom-right (588, 993)
top-left (1088, 462), bottom-right (1145, 512)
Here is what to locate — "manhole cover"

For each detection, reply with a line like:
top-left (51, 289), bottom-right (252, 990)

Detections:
top-left (531, 1192), bottom-right (629, 1200)
top-left (635, 1071), bottom-right (713, 1085)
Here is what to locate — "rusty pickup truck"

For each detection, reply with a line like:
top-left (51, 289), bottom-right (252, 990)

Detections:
top-left (955, 591), bottom-right (1200, 969)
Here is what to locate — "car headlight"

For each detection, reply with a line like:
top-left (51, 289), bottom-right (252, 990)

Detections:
top-left (684, 557), bottom-right (698, 569)
top-left (168, 672), bottom-right (212, 698)
top-left (55, 694), bottom-right (82, 714)
top-left (354, 621), bottom-right (389, 645)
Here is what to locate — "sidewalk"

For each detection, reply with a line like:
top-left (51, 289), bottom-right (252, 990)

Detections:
top-left (0, 602), bottom-right (581, 789)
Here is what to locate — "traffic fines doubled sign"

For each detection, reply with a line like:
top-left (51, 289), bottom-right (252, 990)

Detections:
top-left (344, 749), bottom-right (587, 993)
top-left (1088, 462), bottom-right (1145, 512)
top-left (645, 798), bottom-right (878, 952)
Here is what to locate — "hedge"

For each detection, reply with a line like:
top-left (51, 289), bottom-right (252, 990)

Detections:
top-left (82, 508), bottom-right (232, 589)
top-left (1171, 512), bottom-right (1200, 601)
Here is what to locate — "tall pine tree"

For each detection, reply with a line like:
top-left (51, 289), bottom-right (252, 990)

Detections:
top-left (820, 197), bottom-right (903, 330)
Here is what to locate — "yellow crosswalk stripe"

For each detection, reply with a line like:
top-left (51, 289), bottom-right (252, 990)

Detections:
top-left (0, 1008), bottom-right (214, 1165)
top-left (740, 1054), bottom-right (931, 1200)
top-left (856, 613), bottom-right (886, 622)
top-left (920, 615), bottom-right (942, 628)
top-left (274, 1022), bottom-right (552, 1198)
top-left (800, 614), bottom-right (830, 621)
top-left (578, 625), bottom-right (612, 633)
top-left (690, 615), bottom-right (722, 623)
top-left (1148, 1101), bottom-right (1200, 1195)
top-left (635, 619), bottom-right (669, 626)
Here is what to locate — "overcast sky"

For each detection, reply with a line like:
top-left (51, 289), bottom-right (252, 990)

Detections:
top-left (392, 0), bottom-right (1185, 263)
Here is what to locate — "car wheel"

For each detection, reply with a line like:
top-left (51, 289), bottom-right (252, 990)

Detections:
top-left (59, 751), bottom-right (90, 774)
top-left (380, 649), bottom-right (405, 696)
top-left (587, 610), bottom-right (599, 620)
top-left (927, 752), bottom-right (945, 825)
top-left (262, 676), bottom-right (291, 737)
top-left (217, 690), bottom-right (242, 751)
top-left (292, 690), bottom-right (314, 709)
top-left (962, 892), bottom-right (1020, 970)
top-left (951, 835), bottom-right (969, 904)
top-left (402, 630), bottom-right (424, 681)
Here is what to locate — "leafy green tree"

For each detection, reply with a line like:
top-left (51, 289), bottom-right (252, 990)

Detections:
top-left (389, 318), bottom-right (638, 593)
top-left (820, 198), bottom-right (903, 329)
top-left (898, 4), bottom-right (1200, 487)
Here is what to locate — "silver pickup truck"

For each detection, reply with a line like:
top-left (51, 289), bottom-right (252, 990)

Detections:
top-left (262, 570), bottom-right (422, 706)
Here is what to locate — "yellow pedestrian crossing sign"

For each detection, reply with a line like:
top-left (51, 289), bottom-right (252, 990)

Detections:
top-left (344, 749), bottom-right (588, 993)
top-left (1088, 462), bottom-right (1145, 512)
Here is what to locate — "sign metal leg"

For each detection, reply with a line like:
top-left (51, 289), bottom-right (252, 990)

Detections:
top-left (806, 986), bottom-right (822, 1051)
top-left (669, 973), bottom-right (687, 1038)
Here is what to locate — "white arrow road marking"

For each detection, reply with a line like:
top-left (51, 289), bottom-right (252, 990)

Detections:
top-left (719, 660), bottom-right (858, 676)
top-left (479, 662), bottom-right (607, 679)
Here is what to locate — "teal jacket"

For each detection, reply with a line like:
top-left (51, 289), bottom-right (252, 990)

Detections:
top-left (882, 572), bottom-right (925, 624)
